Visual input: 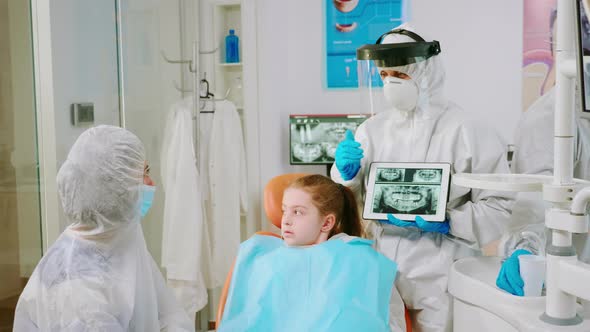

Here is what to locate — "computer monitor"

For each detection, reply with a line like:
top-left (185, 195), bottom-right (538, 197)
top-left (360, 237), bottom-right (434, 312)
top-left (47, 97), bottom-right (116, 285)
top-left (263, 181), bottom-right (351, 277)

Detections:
top-left (289, 114), bottom-right (370, 165)
top-left (576, 0), bottom-right (590, 117)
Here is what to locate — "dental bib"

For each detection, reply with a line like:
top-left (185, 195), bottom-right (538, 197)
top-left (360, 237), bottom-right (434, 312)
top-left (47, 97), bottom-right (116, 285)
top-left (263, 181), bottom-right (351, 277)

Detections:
top-left (218, 234), bottom-right (397, 332)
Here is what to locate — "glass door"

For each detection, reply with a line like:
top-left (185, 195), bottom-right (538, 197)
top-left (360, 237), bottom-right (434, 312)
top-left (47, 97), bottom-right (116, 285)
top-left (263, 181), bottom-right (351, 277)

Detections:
top-left (117, 0), bottom-right (191, 267)
top-left (0, 1), bottom-right (43, 330)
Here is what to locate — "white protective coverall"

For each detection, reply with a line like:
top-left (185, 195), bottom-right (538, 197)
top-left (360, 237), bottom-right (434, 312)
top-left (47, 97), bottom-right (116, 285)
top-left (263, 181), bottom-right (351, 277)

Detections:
top-left (331, 25), bottom-right (515, 331)
top-left (14, 125), bottom-right (194, 332)
top-left (499, 88), bottom-right (590, 262)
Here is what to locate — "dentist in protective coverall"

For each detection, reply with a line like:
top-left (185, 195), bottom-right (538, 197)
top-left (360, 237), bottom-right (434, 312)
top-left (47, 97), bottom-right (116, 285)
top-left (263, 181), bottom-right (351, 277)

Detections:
top-left (331, 24), bottom-right (515, 331)
top-left (13, 125), bottom-right (194, 331)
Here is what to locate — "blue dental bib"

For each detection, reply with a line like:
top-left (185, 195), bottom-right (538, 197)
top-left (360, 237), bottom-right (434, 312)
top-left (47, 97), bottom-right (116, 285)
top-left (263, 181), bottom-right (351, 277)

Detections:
top-left (219, 234), bottom-right (397, 332)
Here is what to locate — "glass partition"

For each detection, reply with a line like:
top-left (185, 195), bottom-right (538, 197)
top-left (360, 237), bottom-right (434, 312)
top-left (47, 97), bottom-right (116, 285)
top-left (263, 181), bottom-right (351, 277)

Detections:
top-left (0, 1), bottom-right (43, 330)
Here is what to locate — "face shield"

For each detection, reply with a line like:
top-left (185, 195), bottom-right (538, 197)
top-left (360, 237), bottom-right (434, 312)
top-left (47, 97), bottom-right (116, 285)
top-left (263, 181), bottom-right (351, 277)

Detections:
top-left (357, 28), bottom-right (441, 116)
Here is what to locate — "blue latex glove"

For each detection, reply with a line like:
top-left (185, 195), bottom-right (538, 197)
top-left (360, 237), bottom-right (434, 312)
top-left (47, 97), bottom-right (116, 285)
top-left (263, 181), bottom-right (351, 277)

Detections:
top-left (382, 214), bottom-right (450, 234)
top-left (335, 130), bottom-right (364, 181)
top-left (496, 249), bottom-right (532, 296)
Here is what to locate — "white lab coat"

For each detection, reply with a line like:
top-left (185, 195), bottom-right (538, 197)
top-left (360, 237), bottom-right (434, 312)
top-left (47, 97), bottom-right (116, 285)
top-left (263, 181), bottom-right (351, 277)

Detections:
top-left (201, 100), bottom-right (248, 288)
top-left (161, 98), bottom-right (210, 318)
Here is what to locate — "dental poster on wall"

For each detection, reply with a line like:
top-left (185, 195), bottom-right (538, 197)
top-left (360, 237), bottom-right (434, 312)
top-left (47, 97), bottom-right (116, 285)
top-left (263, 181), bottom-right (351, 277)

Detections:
top-left (522, 0), bottom-right (556, 112)
top-left (325, 0), bottom-right (406, 89)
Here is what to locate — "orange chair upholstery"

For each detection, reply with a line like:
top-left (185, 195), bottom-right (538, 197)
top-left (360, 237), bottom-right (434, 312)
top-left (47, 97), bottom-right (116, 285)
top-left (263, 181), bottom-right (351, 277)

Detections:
top-left (215, 173), bottom-right (411, 331)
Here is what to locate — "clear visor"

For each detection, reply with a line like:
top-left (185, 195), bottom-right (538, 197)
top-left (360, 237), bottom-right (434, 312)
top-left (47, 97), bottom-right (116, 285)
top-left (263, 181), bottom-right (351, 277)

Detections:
top-left (358, 59), bottom-right (387, 116)
top-left (357, 40), bottom-right (440, 115)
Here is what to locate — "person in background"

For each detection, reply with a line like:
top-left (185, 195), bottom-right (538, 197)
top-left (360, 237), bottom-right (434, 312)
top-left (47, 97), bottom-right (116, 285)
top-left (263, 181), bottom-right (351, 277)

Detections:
top-left (13, 125), bottom-right (193, 332)
top-left (496, 86), bottom-right (590, 296)
top-left (496, 5), bottom-right (590, 296)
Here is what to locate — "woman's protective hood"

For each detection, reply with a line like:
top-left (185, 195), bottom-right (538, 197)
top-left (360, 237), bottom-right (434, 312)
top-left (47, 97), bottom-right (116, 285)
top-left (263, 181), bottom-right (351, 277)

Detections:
top-left (57, 125), bottom-right (145, 236)
top-left (14, 125), bottom-right (194, 331)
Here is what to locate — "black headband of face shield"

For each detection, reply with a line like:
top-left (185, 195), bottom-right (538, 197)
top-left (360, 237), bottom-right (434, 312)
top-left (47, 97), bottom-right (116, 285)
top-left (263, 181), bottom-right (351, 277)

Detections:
top-left (356, 28), bottom-right (441, 67)
top-left (375, 28), bottom-right (426, 44)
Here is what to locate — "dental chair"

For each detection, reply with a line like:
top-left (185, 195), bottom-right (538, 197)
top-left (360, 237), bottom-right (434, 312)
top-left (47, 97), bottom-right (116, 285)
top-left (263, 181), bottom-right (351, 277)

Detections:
top-left (215, 173), bottom-right (411, 331)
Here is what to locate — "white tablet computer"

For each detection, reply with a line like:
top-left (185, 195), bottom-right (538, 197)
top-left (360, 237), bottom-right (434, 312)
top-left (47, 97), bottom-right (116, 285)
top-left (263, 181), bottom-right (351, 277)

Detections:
top-left (363, 162), bottom-right (452, 222)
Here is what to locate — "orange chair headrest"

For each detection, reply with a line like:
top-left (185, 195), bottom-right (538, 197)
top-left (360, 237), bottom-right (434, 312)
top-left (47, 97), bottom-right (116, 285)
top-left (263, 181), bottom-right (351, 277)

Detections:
top-left (263, 173), bottom-right (310, 229)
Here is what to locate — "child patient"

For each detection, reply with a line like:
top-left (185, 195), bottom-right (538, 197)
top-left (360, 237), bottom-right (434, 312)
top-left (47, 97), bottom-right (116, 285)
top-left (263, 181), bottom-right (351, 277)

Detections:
top-left (218, 174), bottom-right (405, 331)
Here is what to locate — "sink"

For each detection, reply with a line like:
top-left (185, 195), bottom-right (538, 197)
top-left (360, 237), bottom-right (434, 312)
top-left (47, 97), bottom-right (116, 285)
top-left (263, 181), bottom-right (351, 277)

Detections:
top-left (449, 256), bottom-right (590, 331)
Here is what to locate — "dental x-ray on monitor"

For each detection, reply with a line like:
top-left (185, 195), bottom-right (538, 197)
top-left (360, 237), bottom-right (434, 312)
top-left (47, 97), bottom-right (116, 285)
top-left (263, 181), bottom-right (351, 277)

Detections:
top-left (363, 162), bottom-right (451, 222)
top-left (289, 114), bottom-right (369, 165)
top-left (577, 0), bottom-right (590, 117)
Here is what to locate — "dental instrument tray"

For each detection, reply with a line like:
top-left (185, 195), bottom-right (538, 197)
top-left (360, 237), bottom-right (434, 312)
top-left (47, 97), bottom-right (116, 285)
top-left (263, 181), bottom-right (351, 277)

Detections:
top-left (289, 114), bottom-right (370, 165)
top-left (363, 162), bottom-right (451, 222)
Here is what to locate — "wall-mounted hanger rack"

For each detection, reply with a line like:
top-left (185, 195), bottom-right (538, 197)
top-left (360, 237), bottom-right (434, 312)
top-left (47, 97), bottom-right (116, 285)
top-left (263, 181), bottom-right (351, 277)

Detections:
top-left (171, 78), bottom-right (231, 113)
top-left (160, 42), bottom-right (219, 164)
top-left (173, 80), bottom-right (191, 93)
top-left (200, 87), bottom-right (232, 112)
top-left (161, 44), bottom-right (235, 162)
top-left (161, 48), bottom-right (218, 73)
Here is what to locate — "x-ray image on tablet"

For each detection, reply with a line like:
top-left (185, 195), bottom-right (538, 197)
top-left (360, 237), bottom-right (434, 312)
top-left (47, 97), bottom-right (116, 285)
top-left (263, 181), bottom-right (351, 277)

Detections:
top-left (376, 168), bottom-right (405, 182)
top-left (363, 162), bottom-right (451, 222)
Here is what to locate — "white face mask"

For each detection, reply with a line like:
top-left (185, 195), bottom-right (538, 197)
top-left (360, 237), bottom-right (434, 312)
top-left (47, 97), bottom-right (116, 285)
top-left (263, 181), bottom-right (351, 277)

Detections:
top-left (383, 77), bottom-right (419, 112)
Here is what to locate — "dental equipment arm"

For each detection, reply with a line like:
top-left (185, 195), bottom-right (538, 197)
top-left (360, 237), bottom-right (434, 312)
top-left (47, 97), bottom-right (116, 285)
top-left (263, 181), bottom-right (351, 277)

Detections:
top-left (540, 0), bottom-right (590, 324)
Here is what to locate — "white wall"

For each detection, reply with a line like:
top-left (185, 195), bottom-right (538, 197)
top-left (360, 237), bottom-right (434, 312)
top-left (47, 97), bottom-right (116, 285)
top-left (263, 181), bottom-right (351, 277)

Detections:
top-left (50, 0), bottom-right (121, 170)
top-left (255, 0), bottom-right (523, 226)
top-left (410, 1), bottom-right (523, 143)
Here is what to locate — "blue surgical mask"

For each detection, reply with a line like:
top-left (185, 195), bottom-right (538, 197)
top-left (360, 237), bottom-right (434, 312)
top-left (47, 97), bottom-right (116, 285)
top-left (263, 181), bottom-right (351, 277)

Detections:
top-left (140, 184), bottom-right (156, 218)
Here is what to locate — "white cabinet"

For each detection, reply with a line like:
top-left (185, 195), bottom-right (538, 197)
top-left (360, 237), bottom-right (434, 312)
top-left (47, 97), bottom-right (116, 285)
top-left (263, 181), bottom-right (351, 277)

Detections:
top-left (202, 1), bottom-right (244, 111)
top-left (202, 0), bottom-right (261, 237)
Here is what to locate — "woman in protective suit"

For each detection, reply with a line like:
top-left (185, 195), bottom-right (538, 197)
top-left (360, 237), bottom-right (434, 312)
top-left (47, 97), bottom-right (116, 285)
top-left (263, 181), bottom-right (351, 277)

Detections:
top-left (13, 125), bottom-right (194, 331)
top-left (331, 24), bottom-right (515, 331)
